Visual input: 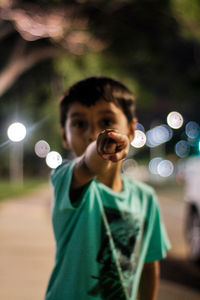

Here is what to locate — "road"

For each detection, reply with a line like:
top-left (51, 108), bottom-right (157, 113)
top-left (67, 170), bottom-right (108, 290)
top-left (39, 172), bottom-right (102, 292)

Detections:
top-left (0, 182), bottom-right (199, 300)
top-left (155, 183), bottom-right (200, 300)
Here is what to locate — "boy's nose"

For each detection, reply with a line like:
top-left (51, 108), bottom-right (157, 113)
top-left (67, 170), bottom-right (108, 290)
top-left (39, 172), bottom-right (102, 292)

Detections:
top-left (87, 126), bottom-right (99, 143)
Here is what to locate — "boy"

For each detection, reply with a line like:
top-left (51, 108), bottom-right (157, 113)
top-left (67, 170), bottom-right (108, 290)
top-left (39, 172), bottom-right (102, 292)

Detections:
top-left (45, 76), bottom-right (170, 300)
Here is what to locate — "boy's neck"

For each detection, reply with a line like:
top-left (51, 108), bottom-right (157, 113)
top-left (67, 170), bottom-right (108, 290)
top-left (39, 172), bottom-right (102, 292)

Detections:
top-left (97, 162), bottom-right (123, 193)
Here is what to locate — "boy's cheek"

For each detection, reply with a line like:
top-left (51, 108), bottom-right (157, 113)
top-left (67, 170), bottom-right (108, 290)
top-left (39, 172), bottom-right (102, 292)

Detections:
top-left (61, 129), bottom-right (71, 149)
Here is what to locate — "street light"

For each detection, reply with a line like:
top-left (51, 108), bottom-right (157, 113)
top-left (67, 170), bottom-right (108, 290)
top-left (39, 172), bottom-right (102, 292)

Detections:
top-left (7, 122), bottom-right (27, 185)
top-left (7, 122), bottom-right (26, 142)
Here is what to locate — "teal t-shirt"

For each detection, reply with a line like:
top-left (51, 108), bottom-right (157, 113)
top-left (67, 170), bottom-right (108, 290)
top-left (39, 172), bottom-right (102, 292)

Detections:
top-left (45, 160), bottom-right (170, 300)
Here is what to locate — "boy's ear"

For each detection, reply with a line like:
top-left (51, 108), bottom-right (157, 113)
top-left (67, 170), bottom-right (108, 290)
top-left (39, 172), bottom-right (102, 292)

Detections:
top-left (61, 127), bottom-right (69, 149)
top-left (128, 118), bottom-right (138, 141)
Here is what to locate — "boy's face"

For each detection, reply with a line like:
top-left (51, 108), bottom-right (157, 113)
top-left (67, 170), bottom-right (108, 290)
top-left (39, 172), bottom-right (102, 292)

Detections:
top-left (62, 99), bottom-right (137, 157)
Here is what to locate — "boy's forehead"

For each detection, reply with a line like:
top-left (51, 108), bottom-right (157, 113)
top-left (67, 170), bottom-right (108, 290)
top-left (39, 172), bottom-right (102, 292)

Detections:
top-left (66, 100), bottom-right (124, 117)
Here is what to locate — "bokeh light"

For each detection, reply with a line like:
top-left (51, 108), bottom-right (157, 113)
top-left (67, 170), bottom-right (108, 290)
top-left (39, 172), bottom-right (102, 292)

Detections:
top-left (46, 151), bottom-right (62, 169)
top-left (157, 160), bottom-right (174, 177)
top-left (148, 157), bottom-right (163, 175)
top-left (35, 140), bottom-right (50, 158)
top-left (146, 125), bottom-right (173, 148)
top-left (131, 130), bottom-right (146, 148)
top-left (167, 111), bottom-right (183, 129)
top-left (7, 122), bottom-right (26, 142)
top-left (136, 122), bottom-right (145, 132)
top-left (175, 140), bottom-right (190, 158)
top-left (122, 158), bottom-right (138, 175)
top-left (185, 121), bottom-right (200, 139)
top-left (122, 158), bottom-right (148, 181)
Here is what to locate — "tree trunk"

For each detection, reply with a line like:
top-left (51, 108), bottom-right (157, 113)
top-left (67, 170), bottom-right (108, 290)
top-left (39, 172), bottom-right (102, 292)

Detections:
top-left (0, 46), bottom-right (61, 96)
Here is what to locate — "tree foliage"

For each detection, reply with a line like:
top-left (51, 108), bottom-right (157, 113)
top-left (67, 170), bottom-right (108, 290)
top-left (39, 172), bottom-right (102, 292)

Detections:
top-left (0, 0), bottom-right (200, 175)
top-left (0, 1), bottom-right (199, 108)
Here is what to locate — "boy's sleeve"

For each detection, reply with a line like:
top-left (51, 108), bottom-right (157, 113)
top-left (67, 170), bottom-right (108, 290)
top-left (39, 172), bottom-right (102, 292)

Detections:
top-left (144, 193), bottom-right (171, 263)
top-left (50, 159), bottom-right (78, 211)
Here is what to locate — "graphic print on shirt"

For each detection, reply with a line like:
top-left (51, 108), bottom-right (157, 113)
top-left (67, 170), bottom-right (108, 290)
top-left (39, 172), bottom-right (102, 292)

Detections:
top-left (88, 207), bottom-right (144, 300)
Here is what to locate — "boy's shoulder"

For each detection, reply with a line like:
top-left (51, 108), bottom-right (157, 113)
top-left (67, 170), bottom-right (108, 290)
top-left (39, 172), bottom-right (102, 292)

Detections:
top-left (50, 159), bottom-right (76, 182)
top-left (51, 159), bottom-right (68, 174)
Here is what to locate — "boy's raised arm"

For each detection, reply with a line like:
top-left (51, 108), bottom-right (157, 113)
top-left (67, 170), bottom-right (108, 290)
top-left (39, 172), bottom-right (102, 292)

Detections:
top-left (70, 130), bottom-right (130, 191)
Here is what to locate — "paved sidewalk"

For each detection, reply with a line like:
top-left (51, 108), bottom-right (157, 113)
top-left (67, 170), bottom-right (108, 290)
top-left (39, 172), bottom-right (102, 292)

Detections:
top-left (0, 185), bottom-right (54, 300)
top-left (0, 185), bottom-right (200, 300)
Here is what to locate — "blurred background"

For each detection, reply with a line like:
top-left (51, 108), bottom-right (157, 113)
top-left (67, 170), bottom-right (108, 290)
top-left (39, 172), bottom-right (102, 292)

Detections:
top-left (0, 0), bottom-right (200, 299)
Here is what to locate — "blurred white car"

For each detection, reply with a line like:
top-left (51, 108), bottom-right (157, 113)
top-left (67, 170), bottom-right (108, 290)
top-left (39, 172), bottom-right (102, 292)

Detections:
top-left (184, 156), bottom-right (200, 263)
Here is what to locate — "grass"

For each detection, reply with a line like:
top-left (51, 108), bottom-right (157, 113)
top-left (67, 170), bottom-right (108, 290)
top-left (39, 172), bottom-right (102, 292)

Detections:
top-left (0, 178), bottom-right (48, 202)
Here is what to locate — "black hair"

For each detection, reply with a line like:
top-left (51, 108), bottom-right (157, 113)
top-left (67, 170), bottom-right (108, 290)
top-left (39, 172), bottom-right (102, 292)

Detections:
top-left (59, 76), bottom-right (136, 128)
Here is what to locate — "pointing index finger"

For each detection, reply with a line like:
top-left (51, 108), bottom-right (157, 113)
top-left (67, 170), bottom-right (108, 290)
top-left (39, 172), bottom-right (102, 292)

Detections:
top-left (107, 131), bottom-right (126, 143)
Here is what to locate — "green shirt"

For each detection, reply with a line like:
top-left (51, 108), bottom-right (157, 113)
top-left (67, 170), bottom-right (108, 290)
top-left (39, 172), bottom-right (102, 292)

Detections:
top-left (45, 160), bottom-right (170, 300)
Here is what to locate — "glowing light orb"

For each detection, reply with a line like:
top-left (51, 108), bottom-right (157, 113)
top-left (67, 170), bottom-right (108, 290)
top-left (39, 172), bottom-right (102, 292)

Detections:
top-left (7, 122), bottom-right (26, 142)
top-left (122, 158), bottom-right (138, 175)
top-left (185, 121), bottom-right (200, 139)
top-left (157, 160), bottom-right (174, 177)
top-left (136, 122), bottom-right (145, 132)
top-left (167, 111), bottom-right (183, 129)
top-left (46, 151), bottom-right (62, 169)
top-left (131, 130), bottom-right (146, 148)
top-left (148, 157), bottom-right (163, 175)
top-left (35, 140), bottom-right (50, 158)
top-left (175, 140), bottom-right (190, 158)
top-left (146, 125), bottom-right (173, 148)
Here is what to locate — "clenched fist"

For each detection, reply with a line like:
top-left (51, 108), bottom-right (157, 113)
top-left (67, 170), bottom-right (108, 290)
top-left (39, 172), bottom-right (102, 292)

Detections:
top-left (97, 129), bottom-right (130, 162)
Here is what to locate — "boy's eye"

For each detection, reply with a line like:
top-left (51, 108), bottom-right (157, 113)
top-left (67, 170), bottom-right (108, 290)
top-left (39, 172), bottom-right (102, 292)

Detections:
top-left (101, 118), bottom-right (114, 128)
top-left (72, 120), bottom-right (87, 129)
